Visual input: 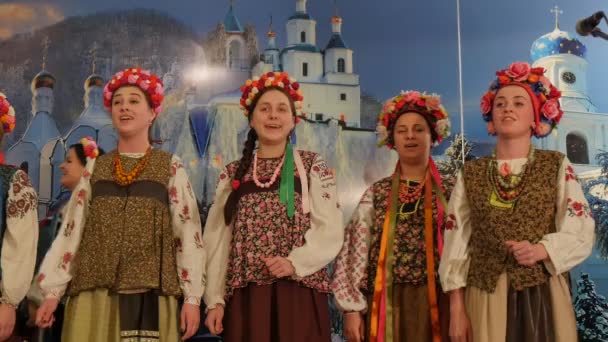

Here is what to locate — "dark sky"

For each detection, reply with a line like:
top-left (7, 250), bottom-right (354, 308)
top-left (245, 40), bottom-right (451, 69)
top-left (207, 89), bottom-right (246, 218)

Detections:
top-left (2, 0), bottom-right (608, 140)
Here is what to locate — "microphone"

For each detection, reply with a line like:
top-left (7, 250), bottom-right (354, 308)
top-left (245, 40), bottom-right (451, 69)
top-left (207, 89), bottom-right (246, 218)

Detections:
top-left (576, 11), bottom-right (607, 36)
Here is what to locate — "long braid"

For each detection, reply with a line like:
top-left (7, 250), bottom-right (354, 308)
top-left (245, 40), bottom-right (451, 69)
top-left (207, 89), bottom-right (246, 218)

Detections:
top-left (224, 129), bottom-right (258, 224)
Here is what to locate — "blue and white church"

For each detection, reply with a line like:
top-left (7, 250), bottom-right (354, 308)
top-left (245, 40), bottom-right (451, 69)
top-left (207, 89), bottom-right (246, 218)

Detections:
top-left (531, 12), bottom-right (608, 173)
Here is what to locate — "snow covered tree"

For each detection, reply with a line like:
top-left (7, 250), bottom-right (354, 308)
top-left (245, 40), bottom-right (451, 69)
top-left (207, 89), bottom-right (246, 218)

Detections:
top-left (437, 133), bottom-right (474, 180)
top-left (574, 273), bottom-right (608, 341)
top-left (584, 150), bottom-right (608, 258)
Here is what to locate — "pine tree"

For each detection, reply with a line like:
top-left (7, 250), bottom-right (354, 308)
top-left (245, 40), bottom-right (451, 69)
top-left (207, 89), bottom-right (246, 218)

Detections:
top-left (584, 150), bottom-right (608, 258)
top-left (574, 273), bottom-right (608, 341)
top-left (437, 134), bottom-right (474, 180)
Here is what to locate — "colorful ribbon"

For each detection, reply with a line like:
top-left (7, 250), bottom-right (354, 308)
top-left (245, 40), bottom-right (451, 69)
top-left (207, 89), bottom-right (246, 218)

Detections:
top-left (369, 158), bottom-right (446, 341)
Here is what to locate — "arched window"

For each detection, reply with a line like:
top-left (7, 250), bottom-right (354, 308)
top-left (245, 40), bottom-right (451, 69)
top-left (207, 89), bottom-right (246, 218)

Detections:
top-left (566, 133), bottom-right (589, 164)
top-left (337, 58), bottom-right (345, 73)
top-left (228, 40), bottom-right (241, 69)
top-left (300, 31), bottom-right (306, 43)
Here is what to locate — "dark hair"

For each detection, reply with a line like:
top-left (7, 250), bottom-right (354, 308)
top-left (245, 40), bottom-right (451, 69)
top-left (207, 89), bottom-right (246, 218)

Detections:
top-left (69, 143), bottom-right (106, 166)
top-left (223, 129), bottom-right (258, 224)
top-left (392, 110), bottom-right (439, 144)
top-left (223, 87), bottom-right (297, 225)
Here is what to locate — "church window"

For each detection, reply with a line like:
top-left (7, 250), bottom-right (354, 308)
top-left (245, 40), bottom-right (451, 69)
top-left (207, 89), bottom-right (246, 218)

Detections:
top-left (340, 93), bottom-right (347, 101)
top-left (228, 40), bottom-right (242, 69)
top-left (301, 31), bottom-right (306, 43)
top-left (566, 133), bottom-right (589, 164)
top-left (337, 58), bottom-right (345, 73)
top-left (303, 62), bottom-right (308, 77)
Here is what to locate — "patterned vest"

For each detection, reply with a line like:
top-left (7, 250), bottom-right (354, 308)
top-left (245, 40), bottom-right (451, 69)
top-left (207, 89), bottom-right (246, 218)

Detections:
top-left (68, 149), bottom-right (181, 296)
top-left (463, 150), bottom-right (563, 292)
top-left (364, 177), bottom-right (442, 292)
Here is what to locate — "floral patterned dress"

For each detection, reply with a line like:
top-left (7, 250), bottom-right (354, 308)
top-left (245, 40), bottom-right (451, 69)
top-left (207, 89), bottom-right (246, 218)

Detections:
top-left (203, 150), bottom-right (343, 342)
top-left (332, 176), bottom-right (450, 341)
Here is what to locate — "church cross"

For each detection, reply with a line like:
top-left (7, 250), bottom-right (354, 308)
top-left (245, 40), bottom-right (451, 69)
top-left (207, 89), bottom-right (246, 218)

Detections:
top-left (551, 5), bottom-right (563, 29)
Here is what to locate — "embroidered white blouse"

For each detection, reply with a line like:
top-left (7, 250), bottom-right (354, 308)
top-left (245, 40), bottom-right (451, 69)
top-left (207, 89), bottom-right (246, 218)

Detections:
top-left (202, 153), bottom-right (343, 310)
top-left (438, 156), bottom-right (595, 292)
top-left (0, 170), bottom-right (39, 306)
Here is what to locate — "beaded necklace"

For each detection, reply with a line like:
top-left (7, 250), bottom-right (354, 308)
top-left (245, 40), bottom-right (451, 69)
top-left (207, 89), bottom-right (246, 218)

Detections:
top-left (112, 147), bottom-right (152, 186)
top-left (252, 151), bottom-right (285, 188)
top-left (488, 146), bottom-right (535, 203)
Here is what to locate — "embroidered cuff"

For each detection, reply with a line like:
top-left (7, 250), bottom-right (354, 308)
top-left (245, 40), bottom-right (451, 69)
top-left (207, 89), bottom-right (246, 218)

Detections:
top-left (184, 296), bottom-right (201, 306)
top-left (0, 297), bottom-right (17, 308)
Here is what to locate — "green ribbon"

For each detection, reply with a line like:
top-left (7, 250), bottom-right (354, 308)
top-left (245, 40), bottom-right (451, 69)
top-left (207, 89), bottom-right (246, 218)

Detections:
top-left (279, 143), bottom-right (295, 218)
top-left (432, 182), bottom-right (448, 210)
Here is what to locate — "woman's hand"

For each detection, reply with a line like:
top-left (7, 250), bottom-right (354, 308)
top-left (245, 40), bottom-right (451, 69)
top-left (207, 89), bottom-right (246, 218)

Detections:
top-left (35, 297), bottom-right (60, 328)
top-left (449, 288), bottom-right (473, 342)
top-left (180, 303), bottom-right (200, 340)
top-left (343, 311), bottom-right (365, 342)
top-left (505, 240), bottom-right (549, 266)
top-left (0, 303), bottom-right (17, 341)
top-left (204, 305), bottom-right (224, 335)
top-left (262, 256), bottom-right (295, 278)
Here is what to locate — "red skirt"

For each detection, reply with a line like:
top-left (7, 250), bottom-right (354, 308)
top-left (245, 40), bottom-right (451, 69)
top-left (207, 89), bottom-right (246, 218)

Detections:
top-left (223, 280), bottom-right (331, 342)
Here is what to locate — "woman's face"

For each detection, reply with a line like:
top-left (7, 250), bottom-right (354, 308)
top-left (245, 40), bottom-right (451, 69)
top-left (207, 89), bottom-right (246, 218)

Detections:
top-left (249, 89), bottom-right (295, 147)
top-left (110, 85), bottom-right (155, 139)
top-left (392, 112), bottom-right (432, 164)
top-left (59, 147), bottom-right (85, 191)
top-left (491, 85), bottom-right (535, 139)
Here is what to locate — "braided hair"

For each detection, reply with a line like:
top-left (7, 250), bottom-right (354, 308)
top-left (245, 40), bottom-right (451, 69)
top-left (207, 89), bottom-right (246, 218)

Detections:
top-left (223, 128), bottom-right (258, 224)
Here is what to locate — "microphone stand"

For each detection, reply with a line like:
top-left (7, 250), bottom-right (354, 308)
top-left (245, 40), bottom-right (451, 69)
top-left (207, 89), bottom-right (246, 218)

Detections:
top-left (590, 28), bottom-right (608, 40)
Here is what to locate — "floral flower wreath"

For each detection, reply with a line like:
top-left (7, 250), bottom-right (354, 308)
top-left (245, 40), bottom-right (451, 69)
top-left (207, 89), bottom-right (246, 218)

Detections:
top-left (79, 136), bottom-right (100, 159)
top-left (103, 67), bottom-right (164, 114)
top-left (480, 61), bottom-right (563, 138)
top-left (377, 90), bottom-right (451, 148)
top-left (0, 93), bottom-right (16, 135)
top-left (240, 72), bottom-right (304, 120)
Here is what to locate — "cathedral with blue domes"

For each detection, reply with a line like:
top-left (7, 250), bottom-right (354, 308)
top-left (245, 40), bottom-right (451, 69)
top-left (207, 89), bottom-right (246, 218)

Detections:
top-left (531, 7), bottom-right (608, 173)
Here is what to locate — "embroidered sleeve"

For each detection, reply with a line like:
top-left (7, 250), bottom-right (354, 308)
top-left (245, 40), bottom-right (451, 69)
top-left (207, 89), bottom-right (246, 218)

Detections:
top-left (38, 159), bottom-right (96, 299)
top-left (202, 167), bottom-right (233, 310)
top-left (539, 157), bottom-right (595, 275)
top-left (287, 154), bottom-right (344, 277)
top-left (331, 186), bottom-right (373, 313)
top-left (169, 155), bottom-right (205, 306)
top-left (438, 170), bottom-right (472, 292)
top-left (0, 170), bottom-right (39, 306)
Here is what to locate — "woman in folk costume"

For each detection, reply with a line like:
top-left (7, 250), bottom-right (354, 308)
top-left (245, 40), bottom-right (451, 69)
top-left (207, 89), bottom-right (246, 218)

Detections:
top-left (35, 67), bottom-right (204, 341)
top-left (439, 62), bottom-right (595, 342)
top-left (29, 137), bottom-right (104, 342)
top-left (332, 90), bottom-right (452, 342)
top-left (203, 71), bottom-right (343, 342)
top-left (0, 93), bottom-right (39, 341)
top-left (36, 137), bottom-right (105, 274)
